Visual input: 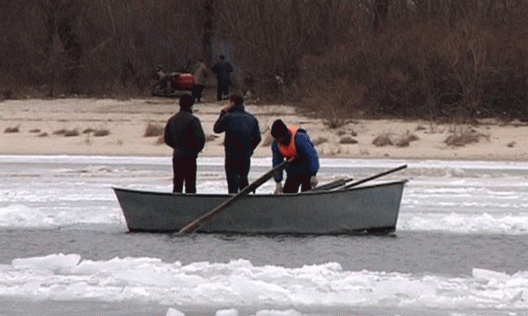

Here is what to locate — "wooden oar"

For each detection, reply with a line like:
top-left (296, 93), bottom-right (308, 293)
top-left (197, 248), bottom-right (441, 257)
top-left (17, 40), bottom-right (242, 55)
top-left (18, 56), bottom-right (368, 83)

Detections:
top-left (177, 159), bottom-right (291, 235)
top-left (340, 164), bottom-right (407, 190)
top-left (310, 177), bottom-right (353, 191)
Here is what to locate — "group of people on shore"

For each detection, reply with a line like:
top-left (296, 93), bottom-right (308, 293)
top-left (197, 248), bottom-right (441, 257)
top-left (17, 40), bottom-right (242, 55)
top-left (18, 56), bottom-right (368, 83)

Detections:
top-left (192, 55), bottom-right (234, 103)
top-left (164, 93), bottom-right (320, 195)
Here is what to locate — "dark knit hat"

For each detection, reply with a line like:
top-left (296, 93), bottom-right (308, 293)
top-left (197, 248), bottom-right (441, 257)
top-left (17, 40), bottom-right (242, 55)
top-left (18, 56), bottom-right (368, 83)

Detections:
top-left (179, 94), bottom-right (194, 108)
top-left (230, 94), bottom-right (244, 106)
top-left (271, 119), bottom-right (289, 139)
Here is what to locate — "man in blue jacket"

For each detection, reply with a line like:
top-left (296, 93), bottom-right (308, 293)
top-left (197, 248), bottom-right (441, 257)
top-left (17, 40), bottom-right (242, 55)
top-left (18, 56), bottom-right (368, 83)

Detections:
top-left (271, 119), bottom-right (319, 194)
top-left (211, 55), bottom-right (233, 101)
top-left (214, 94), bottom-right (261, 193)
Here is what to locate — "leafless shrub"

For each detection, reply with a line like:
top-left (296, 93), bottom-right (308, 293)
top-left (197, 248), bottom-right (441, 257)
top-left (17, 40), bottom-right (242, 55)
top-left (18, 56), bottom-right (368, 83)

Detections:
top-left (144, 122), bottom-right (164, 137)
top-left (507, 141), bottom-right (515, 148)
top-left (4, 126), bottom-right (20, 133)
top-left (298, 78), bottom-right (366, 128)
top-left (29, 128), bottom-right (41, 133)
top-left (372, 134), bottom-right (392, 147)
top-left (38, 132), bottom-right (49, 137)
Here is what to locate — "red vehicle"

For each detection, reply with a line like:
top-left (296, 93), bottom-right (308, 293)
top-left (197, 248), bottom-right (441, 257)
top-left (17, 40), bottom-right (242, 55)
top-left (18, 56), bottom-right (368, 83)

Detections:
top-left (152, 68), bottom-right (195, 97)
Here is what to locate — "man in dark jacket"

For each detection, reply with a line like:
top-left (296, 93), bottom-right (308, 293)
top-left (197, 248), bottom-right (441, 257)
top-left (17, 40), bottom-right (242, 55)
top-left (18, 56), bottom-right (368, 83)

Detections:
top-left (211, 55), bottom-right (233, 101)
top-left (270, 119), bottom-right (319, 194)
top-left (164, 94), bottom-right (205, 193)
top-left (214, 94), bottom-right (261, 193)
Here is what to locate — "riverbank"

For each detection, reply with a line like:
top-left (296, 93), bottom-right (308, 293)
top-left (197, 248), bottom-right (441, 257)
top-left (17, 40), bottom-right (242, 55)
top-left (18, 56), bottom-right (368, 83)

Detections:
top-left (2, 97), bottom-right (528, 160)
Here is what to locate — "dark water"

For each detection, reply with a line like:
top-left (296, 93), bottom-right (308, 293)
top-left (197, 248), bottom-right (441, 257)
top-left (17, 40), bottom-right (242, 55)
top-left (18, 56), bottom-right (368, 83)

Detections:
top-left (2, 229), bottom-right (527, 276)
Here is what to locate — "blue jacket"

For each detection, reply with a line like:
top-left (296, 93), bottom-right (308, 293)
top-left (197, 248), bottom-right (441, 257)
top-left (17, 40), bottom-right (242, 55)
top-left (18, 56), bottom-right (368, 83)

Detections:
top-left (213, 105), bottom-right (261, 158)
top-left (272, 129), bottom-right (319, 182)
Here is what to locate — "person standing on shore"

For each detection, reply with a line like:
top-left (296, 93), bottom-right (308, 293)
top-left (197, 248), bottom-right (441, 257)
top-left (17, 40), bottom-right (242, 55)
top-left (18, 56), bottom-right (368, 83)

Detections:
top-left (164, 94), bottom-right (205, 193)
top-left (211, 55), bottom-right (233, 101)
top-left (192, 59), bottom-right (208, 103)
top-left (214, 94), bottom-right (261, 193)
top-left (270, 119), bottom-right (319, 194)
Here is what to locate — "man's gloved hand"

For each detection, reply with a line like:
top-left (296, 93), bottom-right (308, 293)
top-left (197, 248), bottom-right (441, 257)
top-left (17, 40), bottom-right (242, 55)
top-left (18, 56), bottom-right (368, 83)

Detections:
top-left (274, 182), bottom-right (283, 195)
top-left (310, 175), bottom-right (318, 189)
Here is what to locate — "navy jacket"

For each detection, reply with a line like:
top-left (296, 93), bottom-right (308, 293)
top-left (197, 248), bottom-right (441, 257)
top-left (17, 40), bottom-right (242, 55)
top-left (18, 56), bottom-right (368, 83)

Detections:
top-left (272, 129), bottom-right (319, 182)
top-left (213, 105), bottom-right (261, 158)
top-left (211, 61), bottom-right (233, 86)
top-left (164, 108), bottom-right (205, 158)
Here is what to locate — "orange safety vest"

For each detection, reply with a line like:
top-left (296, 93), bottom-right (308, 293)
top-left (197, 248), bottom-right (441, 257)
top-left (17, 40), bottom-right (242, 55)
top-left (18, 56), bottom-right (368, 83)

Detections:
top-left (277, 127), bottom-right (299, 159)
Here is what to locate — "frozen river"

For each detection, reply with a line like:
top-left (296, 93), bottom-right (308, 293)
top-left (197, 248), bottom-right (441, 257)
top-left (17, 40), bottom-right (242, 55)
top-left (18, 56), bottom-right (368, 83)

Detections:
top-left (1, 155), bottom-right (528, 316)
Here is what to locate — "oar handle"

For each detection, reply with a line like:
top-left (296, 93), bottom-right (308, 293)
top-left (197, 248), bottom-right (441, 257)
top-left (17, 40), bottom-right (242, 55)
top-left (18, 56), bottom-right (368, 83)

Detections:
top-left (178, 159), bottom-right (291, 235)
top-left (341, 164), bottom-right (407, 190)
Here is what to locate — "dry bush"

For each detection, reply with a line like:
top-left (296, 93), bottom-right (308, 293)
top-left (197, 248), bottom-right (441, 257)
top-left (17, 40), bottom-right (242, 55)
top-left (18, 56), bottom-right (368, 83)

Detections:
top-left (372, 134), bottom-right (392, 147)
top-left (155, 136), bottom-right (164, 145)
top-left (93, 129), bottom-right (110, 137)
top-left (4, 126), bottom-right (20, 133)
top-left (339, 136), bottom-right (358, 144)
top-left (395, 133), bottom-right (419, 147)
top-left (444, 126), bottom-right (489, 147)
top-left (29, 128), bottom-right (41, 133)
top-left (63, 129), bottom-right (80, 137)
top-left (38, 132), bottom-right (49, 137)
top-left (144, 122), bottom-right (164, 137)
top-left (53, 129), bottom-right (79, 137)
top-left (83, 128), bottom-right (110, 137)
top-left (313, 136), bottom-right (329, 146)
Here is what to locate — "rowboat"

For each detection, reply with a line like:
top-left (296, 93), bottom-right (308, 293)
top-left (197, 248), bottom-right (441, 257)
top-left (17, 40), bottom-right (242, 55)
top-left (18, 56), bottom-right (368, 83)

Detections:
top-left (113, 179), bottom-right (407, 235)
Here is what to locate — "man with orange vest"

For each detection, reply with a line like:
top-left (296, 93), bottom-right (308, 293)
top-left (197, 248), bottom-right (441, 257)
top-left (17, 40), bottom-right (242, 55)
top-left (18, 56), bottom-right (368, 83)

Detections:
top-left (270, 119), bottom-right (319, 194)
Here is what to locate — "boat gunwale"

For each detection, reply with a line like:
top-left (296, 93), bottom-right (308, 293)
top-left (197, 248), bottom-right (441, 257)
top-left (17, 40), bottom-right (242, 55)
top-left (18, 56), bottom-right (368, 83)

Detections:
top-left (112, 179), bottom-right (408, 198)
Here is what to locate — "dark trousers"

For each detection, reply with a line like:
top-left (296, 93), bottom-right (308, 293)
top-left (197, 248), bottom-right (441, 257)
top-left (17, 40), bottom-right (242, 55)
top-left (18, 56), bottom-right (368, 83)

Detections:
top-left (283, 174), bottom-right (312, 193)
top-left (217, 83), bottom-right (229, 101)
top-left (192, 84), bottom-right (205, 102)
top-left (172, 157), bottom-right (197, 193)
top-left (225, 156), bottom-right (251, 194)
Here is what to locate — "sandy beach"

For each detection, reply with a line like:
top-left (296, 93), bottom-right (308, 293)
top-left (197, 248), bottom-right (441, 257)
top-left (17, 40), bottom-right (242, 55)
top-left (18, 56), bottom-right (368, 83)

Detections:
top-left (2, 97), bottom-right (528, 160)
